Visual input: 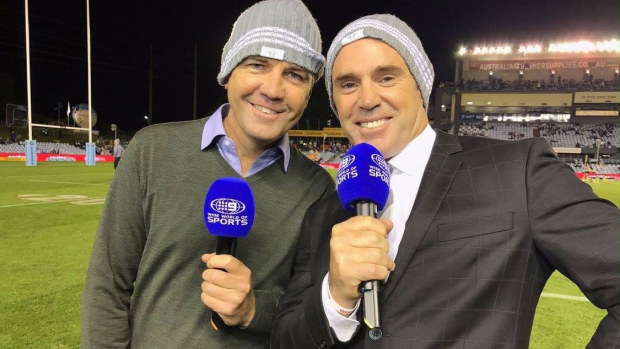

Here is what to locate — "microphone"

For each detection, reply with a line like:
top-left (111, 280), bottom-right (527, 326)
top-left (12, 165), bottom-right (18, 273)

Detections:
top-left (203, 177), bottom-right (255, 331)
top-left (336, 143), bottom-right (390, 337)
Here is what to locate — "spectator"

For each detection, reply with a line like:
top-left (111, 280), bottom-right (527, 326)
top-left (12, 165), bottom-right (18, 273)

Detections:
top-left (113, 139), bottom-right (124, 169)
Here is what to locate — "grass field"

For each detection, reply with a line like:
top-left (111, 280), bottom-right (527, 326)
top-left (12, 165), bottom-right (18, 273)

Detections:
top-left (1, 162), bottom-right (618, 348)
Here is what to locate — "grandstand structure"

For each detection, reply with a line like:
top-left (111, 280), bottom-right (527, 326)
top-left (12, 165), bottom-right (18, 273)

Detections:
top-left (434, 38), bottom-right (620, 177)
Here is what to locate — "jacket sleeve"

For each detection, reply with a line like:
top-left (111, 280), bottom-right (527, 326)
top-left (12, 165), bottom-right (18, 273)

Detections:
top-left (526, 138), bottom-right (620, 348)
top-left (243, 172), bottom-right (336, 336)
top-left (271, 197), bottom-right (342, 349)
top-left (80, 139), bottom-right (147, 348)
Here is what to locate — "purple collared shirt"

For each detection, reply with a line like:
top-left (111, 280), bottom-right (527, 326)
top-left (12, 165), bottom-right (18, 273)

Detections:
top-left (201, 104), bottom-right (291, 177)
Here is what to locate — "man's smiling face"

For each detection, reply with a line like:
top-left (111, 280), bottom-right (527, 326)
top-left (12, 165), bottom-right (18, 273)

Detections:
top-left (332, 38), bottom-right (427, 159)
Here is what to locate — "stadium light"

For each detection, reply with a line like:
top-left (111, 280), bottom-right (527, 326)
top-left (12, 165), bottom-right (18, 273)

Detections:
top-left (549, 39), bottom-right (620, 53)
top-left (461, 38), bottom-right (618, 56)
top-left (600, 39), bottom-right (620, 52)
top-left (519, 44), bottom-right (542, 54)
top-left (468, 44), bottom-right (512, 55)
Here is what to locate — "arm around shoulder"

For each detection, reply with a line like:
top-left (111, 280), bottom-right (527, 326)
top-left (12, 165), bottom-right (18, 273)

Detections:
top-left (526, 138), bottom-right (620, 348)
top-left (271, 198), bottom-right (340, 349)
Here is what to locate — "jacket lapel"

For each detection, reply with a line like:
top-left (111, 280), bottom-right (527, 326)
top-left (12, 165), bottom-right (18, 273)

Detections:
top-left (381, 130), bottom-right (463, 300)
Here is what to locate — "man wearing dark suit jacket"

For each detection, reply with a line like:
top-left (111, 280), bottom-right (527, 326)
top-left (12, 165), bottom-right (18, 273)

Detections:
top-left (271, 14), bottom-right (620, 349)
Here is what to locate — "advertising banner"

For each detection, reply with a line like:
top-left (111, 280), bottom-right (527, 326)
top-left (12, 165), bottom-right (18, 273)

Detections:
top-left (467, 58), bottom-right (619, 71)
top-left (289, 128), bottom-right (346, 138)
top-left (574, 91), bottom-right (620, 104)
top-left (0, 153), bottom-right (114, 162)
top-left (576, 172), bottom-right (620, 180)
top-left (460, 113), bottom-right (486, 121)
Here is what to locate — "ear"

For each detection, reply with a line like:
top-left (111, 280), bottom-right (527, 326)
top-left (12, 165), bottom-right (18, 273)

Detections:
top-left (224, 83), bottom-right (228, 90)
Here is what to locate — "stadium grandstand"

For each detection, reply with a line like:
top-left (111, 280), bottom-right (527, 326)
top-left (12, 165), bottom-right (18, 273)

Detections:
top-left (433, 37), bottom-right (620, 180)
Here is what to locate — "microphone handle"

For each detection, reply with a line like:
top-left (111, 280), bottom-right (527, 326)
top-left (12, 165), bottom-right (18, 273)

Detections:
top-left (216, 237), bottom-right (237, 255)
top-left (355, 201), bottom-right (382, 330)
top-left (211, 237), bottom-right (237, 332)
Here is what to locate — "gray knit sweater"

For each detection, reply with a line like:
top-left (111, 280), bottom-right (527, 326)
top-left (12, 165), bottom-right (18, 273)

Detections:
top-left (81, 118), bottom-right (335, 348)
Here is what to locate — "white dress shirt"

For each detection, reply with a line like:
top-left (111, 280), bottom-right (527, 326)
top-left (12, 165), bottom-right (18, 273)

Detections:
top-left (322, 124), bottom-right (437, 341)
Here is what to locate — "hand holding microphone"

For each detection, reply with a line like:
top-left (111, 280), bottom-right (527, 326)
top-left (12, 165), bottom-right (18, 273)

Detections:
top-left (200, 254), bottom-right (256, 329)
top-left (329, 217), bottom-right (394, 306)
top-left (329, 143), bottom-right (393, 335)
top-left (201, 178), bottom-right (256, 330)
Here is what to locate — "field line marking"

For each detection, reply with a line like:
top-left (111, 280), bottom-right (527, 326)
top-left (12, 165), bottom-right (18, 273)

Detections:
top-left (541, 292), bottom-right (588, 302)
top-left (28, 179), bottom-right (109, 186)
top-left (0, 199), bottom-right (79, 208)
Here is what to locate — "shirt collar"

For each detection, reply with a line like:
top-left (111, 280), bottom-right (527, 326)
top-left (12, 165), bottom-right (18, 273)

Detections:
top-left (200, 103), bottom-right (291, 172)
top-left (388, 124), bottom-right (436, 175)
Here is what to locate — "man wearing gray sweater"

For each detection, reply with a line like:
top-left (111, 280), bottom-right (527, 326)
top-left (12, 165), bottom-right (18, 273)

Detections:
top-left (80, 1), bottom-right (334, 347)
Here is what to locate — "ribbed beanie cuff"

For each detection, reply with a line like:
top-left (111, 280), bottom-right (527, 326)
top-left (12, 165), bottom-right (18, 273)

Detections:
top-left (217, 0), bottom-right (325, 85)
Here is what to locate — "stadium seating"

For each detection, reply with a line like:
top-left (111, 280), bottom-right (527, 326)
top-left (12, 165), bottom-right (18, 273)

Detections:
top-left (0, 142), bottom-right (85, 154)
top-left (540, 123), bottom-right (619, 148)
top-left (448, 78), bottom-right (620, 92)
top-left (458, 122), bottom-right (620, 148)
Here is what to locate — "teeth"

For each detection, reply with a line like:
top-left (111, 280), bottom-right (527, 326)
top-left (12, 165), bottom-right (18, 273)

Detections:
top-left (253, 104), bottom-right (278, 114)
top-left (360, 119), bottom-right (387, 129)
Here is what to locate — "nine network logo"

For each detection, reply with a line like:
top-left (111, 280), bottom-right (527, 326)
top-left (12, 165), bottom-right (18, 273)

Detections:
top-left (371, 153), bottom-right (389, 172)
top-left (210, 198), bottom-right (246, 215)
top-left (339, 155), bottom-right (355, 170)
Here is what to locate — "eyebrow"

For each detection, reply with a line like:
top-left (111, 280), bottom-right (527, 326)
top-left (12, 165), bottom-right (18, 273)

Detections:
top-left (245, 55), bottom-right (267, 62)
top-left (334, 73), bottom-right (358, 85)
top-left (334, 64), bottom-right (407, 83)
top-left (375, 65), bottom-right (406, 75)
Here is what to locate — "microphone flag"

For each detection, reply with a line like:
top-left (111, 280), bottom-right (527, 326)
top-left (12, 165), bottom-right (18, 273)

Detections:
top-left (204, 177), bottom-right (255, 238)
top-left (337, 143), bottom-right (390, 212)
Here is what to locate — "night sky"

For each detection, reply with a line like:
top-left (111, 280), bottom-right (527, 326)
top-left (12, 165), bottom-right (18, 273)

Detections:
top-left (1, 0), bottom-right (619, 133)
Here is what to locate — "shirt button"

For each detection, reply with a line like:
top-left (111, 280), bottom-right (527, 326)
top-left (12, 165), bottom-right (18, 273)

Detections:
top-left (369, 328), bottom-right (383, 341)
top-left (224, 140), bottom-right (230, 146)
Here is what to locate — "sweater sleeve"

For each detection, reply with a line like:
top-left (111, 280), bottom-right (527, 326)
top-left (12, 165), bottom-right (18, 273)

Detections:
top-left (80, 138), bottom-right (147, 348)
top-left (526, 138), bottom-right (620, 348)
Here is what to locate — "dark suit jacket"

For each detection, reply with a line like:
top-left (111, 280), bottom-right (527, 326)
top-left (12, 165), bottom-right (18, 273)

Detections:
top-left (272, 131), bottom-right (620, 349)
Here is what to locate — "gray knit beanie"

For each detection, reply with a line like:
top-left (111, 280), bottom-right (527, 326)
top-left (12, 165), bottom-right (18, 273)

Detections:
top-left (325, 14), bottom-right (434, 114)
top-left (217, 0), bottom-right (325, 85)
